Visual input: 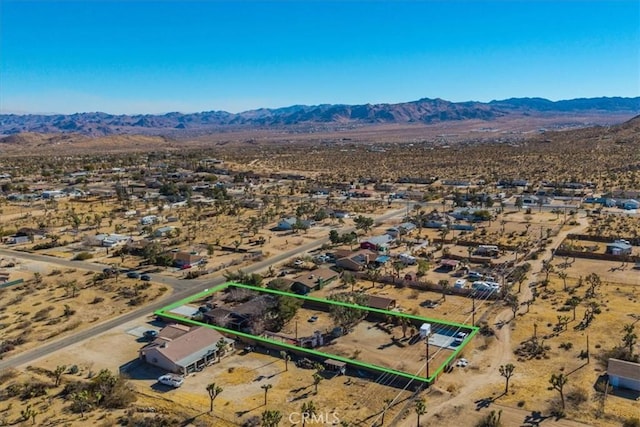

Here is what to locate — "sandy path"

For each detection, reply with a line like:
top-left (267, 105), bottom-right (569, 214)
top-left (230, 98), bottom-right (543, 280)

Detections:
top-left (394, 214), bottom-right (592, 427)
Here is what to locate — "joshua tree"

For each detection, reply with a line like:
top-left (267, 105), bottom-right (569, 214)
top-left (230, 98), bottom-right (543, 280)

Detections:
top-left (622, 324), bottom-right (637, 357)
top-left (438, 279), bottom-right (449, 301)
top-left (20, 405), bottom-right (38, 425)
top-left (567, 296), bottom-right (581, 321)
top-left (261, 383), bottom-right (273, 406)
top-left (53, 365), bottom-right (66, 387)
top-left (206, 383), bottom-right (223, 412)
top-left (261, 409), bottom-right (283, 427)
top-left (557, 271), bottom-right (568, 292)
top-left (381, 398), bottom-right (393, 425)
top-left (71, 390), bottom-right (90, 418)
top-left (499, 363), bottom-right (515, 394)
top-left (549, 373), bottom-right (568, 409)
top-left (216, 338), bottom-right (228, 361)
top-left (312, 372), bottom-right (323, 394)
top-left (301, 400), bottom-right (318, 427)
top-left (280, 350), bottom-right (291, 371)
top-left (414, 398), bottom-right (427, 427)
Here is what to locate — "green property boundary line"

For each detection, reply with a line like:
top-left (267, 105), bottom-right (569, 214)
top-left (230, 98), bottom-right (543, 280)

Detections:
top-left (155, 282), bottom-right (479, 385)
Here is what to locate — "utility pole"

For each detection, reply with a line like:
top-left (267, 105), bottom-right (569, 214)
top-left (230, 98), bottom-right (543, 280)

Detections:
top-left (471, 295), bottom-right (476, 326)
top-left (425, 334), bottom-right (431, 380)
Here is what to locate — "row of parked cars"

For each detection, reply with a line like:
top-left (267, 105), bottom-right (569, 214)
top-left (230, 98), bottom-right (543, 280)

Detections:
top-left (102, 267), bottom-right (151, 281)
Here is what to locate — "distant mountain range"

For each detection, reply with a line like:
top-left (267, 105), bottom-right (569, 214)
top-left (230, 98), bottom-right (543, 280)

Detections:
top-left (1, 96), bottom-right (638, 137)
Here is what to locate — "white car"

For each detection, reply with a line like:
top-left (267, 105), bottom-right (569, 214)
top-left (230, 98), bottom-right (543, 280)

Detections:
top-left (158, 374), bottom-right (184, 388)
top-left (456, 358), bottom-right (469, 367)
top-left (453, 332), bottom-right (467, 344)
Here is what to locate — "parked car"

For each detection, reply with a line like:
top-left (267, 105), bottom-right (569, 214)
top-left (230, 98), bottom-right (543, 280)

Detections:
top-left (308, 315), bottom-right (318, 323)
top-left (453, 332), bottom-right (467, 344)
top-left (456, 358), bottom-right (469, 367)
top-left (140, 274), bottom-right (151, 281)
top-left (468, 271), bottom-right (483, 280)
top-left (143, 330), bottom-right (158, 340)
top-left (157, 374), bottom-right (184, 388)
top-left (127, 271), bottom-right (140, 279)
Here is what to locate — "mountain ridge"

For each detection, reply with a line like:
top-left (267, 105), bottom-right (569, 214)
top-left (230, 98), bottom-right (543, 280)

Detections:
top-left (1, 96), bottom-right (638, 137)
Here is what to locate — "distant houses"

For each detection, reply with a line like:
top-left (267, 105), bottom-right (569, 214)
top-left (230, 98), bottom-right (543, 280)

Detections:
top-left (605, 240), bottom-right (633, 256)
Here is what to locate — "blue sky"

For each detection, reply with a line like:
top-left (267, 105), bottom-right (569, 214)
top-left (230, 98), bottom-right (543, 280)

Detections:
top-left (1, 0), bottom-right (639, 114)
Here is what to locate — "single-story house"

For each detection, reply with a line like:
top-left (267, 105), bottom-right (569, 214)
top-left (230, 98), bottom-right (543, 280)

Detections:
top-left (439, 259), bottom-right (460, 271)
top-left (607, 358), bottom-right (640, 391)
top-left (520, 195), bottom-right (552, 206)
top-left (336, 249), bottom-right (378, 271)
top-left (360, 235), bottom-right (394, 252)
top-left (140, 215), bottom-right (159, 225)
top-left (332, 210), bottom-right (350, 219)
top-left (605, 240), bottom-right (633, 256)
top-left (365, 295), bottom-right (397, 310)
top-left (385, 222), bottom-right (417, 238)
top-left (172, 251), bottom-right (205, 268)
top-left (291, 268), bottom-right (340, 295)
top-left (139, 325), bottom-right (235, 375)
top-left (87, 233), bottom-right (131, 248)
top-left (153, 226), bottom-right (176, 238)
top-left (275, 217), bottom-right (314, 231)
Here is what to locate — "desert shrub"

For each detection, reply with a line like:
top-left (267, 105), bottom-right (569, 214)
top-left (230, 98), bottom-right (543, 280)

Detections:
top-left (90, 296), bottom-right (105, 304)
top-left (475, 409), bottom-right (503, 427)
top-left (559, 342), bottom-right (573, 351)
top-left (33, 306), bottom-right (55, 322)
top-left (243, 416), bottom-right (261, 427)
top-left (20, 381), bottom-right (49, 400)
top-left (73, 252), bottom-right (93, 261)
top-left (566, 387), bottom-right (588, 407)
top-left (623, 417), bottom-right (640, 427)
top-left (118, 414), bottom-right (180, 427)
top-left (0, 369), bottom-right (18, 383)
top-left (547, 398), bottom-right (565, 418)
top-left (5, 383), bottom-right (23, 398)
top-left (69, 365), bottom-right (80, 375)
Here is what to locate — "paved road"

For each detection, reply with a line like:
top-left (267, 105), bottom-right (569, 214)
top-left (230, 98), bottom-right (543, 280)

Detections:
top-left (0, 206), bottom-right (407, 371)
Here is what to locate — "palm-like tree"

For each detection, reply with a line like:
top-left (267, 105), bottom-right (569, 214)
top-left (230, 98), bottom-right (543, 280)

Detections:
top-left (549, 373), bottom-right (568, 409)
top-left (261, 383), bottom-right (273, 406)
top-left (438, 279), bottom-right (449, 301)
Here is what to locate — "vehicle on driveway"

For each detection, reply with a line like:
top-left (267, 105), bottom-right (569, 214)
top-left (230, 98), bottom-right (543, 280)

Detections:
top-left (143, 330), bottom-right (158, 340)
top-left (127, 271), bottom-right (140, 279)
top-left (157, 374), bottom-right (184, 388)
top-left (140, 274), bottom-right (151, 281)
top-left (308, 315), bottom-right (318, 323)
top-left (453, 332), bottom-right (468, 344)
top-left (456, 358), bottom-right (469, 367)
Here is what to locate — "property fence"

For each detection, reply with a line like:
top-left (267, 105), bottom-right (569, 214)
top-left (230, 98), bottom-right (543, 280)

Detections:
top-left (566, 233), bottom-right (640, 246)
top-left (0, 278), bottom-right (24, 289)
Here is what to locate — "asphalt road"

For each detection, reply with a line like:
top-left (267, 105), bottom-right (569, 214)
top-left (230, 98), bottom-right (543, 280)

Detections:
top-left (0, 206), bottom-right (407, 371)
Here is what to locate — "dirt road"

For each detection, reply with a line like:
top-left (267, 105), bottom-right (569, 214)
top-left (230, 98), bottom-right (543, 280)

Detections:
top-left (393, 215), bottom-right (592, 427)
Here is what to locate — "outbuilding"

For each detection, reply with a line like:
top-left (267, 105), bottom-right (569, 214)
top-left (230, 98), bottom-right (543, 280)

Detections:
top-left (607, 358), bottom-right (640, 391)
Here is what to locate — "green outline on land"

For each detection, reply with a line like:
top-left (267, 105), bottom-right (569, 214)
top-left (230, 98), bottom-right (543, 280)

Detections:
top-left (155, 282), bottom-right (478, 386)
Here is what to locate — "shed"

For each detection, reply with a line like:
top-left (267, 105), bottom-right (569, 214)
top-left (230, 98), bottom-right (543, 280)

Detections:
top-left (419, 323), bottom-right (432, 338)
top-left (324, 359), bottom-right (347, 374)
top-left (607, 358), bottom-right (640, 391)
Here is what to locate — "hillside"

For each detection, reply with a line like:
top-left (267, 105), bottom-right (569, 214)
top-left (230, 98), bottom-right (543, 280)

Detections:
top-left (1, 96), bottom-right (638, 138)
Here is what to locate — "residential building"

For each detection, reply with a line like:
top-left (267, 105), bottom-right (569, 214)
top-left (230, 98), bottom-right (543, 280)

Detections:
top-left (607, 358), bottom-right (640, 391)
top-left (139, 325), bottom-right (235, 375)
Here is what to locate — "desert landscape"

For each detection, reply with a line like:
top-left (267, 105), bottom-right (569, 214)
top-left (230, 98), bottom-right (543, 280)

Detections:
top-left (0, 103), bottom-right (638, 427)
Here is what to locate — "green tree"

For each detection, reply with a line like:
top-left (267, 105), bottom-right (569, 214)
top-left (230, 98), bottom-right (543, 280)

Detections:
top-left (206, 383), bottom-right (223, 412)
top-left (353, 215), bottom-right (374, 233)
top-left (499, 363), bottom-right (515, 394)
top-left (71, 390), bottom-right (90, 418)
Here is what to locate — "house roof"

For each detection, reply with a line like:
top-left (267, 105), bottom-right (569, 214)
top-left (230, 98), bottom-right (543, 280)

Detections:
top-left (440, 259), bottom-right (460, 267)
top-left (363, 235), bottom-right (394, 246)
top-left (366, 295), bottom-right (396, 310)
top-left (607, 242), bottom-right (632, 250)
top-left (150, 326), bottom-right (228, 368)
top-left (158, 323), bottom-right (191, 340)
top-left (172, 252), bottom-right (204, 263)
top-left (608, 358), bottom-right (640, 381)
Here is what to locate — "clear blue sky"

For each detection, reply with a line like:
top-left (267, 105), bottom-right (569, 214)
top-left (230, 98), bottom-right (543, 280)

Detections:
top-left (1, 0), bottom-right (638, 114)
